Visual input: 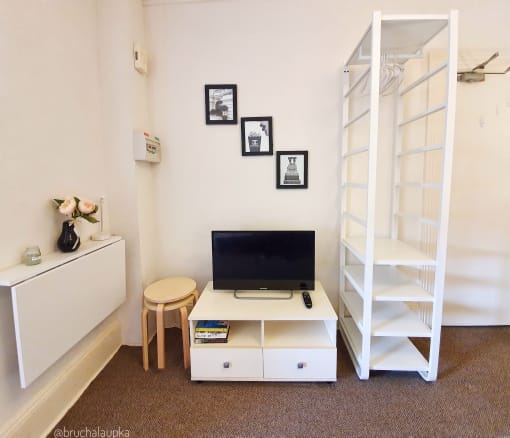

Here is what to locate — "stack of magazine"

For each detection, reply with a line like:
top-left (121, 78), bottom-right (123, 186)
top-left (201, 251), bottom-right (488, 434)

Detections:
top-left (194, 320), bottom-right (230, 344)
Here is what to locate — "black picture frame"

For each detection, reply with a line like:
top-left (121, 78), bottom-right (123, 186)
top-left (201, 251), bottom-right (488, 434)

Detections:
top-left (276, 151), bottom-right (308, 189)
top-left (241, 116), bottom-right (273, 156)
top-left (205, 84), bottom-right (237, 124)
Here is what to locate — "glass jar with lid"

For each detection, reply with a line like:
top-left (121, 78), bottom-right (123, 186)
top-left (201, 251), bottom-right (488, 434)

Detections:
top-left (22, 246), bottom-right (42, 266)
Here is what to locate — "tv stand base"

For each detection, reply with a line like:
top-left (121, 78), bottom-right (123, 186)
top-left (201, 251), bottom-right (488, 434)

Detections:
top-left (188, 281), bottom-right (337, 382)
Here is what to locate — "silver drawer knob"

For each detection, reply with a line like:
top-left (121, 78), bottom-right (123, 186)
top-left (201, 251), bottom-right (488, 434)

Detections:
top-left (297, 362), bottom-right (306, 369)
top-left (223, 361), bottom-right (231, 368)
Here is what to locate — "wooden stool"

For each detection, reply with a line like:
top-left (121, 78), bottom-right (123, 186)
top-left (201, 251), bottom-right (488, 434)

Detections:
top-left (141, 277), bottom-right (199, 370)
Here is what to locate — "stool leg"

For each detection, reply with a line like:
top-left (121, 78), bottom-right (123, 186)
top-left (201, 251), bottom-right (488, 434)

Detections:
top-left (142, 307), bottom-right (149, 371)
top-left (180, 306), bottom-right (190, 369)
top-left (156, 303), bottom-right (165, 369)
top-left (192, 289), bottom-right (199, 305)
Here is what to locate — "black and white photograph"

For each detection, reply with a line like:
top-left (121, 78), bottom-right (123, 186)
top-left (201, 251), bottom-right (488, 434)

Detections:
top-left (276, 151), bottom-right (308, 189)
top-left (241, 116), bottom-right (273, 156)
top-left (205, 84), bottom-right (237, 124)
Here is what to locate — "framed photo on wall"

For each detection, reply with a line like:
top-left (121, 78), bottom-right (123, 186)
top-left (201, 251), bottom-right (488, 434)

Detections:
top-left (241, 116), bottom-right (273, 156)
top-left (205, 84), bottom-right (237, 124)
top-left (276, 151), bottom-right (308, 189)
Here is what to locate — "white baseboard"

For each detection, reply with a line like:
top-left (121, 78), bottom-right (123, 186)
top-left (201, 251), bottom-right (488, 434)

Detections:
top-left (0, 318), bottom-right (121, 438)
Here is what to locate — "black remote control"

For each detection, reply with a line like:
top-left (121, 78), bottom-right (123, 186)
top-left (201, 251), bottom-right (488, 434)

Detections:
top-left (302, 291), bottom-right (312, 309)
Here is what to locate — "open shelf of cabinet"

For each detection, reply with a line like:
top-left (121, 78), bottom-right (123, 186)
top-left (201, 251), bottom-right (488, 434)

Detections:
top-left (191, 320), bottom-right (261, 349)
top-left (264, 320), bottom-right (336, 348)
top-left (339, 11), bottom-right (458, 381)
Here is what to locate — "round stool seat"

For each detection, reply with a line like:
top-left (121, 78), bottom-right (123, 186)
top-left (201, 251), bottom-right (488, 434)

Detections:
top-left (144, 277), bottom-right (197, 304)
top-left (141, 277), bottom-right (199, 371)
top-left (143, 294), bottom-right (195, 312)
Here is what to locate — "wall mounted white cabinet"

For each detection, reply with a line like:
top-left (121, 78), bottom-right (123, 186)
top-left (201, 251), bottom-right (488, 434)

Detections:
top-left (0, 237), bottom-right (126, 388)
top-left (339, 11), bottom-right (458, 381)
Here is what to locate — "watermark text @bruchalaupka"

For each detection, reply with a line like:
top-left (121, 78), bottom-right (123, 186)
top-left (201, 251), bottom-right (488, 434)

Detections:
top-left (53, 426), bottom-right (130, 438)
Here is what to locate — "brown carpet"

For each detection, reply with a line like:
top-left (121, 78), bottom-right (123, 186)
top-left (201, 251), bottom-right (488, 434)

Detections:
top-left (51, 326), bottom-right (510, 437)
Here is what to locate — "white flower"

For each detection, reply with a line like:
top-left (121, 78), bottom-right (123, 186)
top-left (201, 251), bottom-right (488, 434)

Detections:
top-left (59, 197), bottom-right (77, 216)
top-left (78, 199), bottom-right (96, 215)
top-left (53, 195), bottom-right (99, 223)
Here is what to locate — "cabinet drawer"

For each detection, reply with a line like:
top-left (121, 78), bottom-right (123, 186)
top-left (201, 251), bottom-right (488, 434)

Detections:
top-left (191, 348), bottom-right (263, 380)
top-left (263, 348), bottom-right (337, 381)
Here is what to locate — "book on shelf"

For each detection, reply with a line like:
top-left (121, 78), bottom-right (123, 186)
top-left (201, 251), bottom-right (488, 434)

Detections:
top-left (194, 329), bottom-right (229, 339)
top-left (194, 337), bottom-right (229, 344)
top-left (195, 320), bottom-right (229, 332)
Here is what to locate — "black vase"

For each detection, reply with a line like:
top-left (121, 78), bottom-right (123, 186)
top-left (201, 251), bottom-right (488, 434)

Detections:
top-left (57, 220), bottom-right (80, 252)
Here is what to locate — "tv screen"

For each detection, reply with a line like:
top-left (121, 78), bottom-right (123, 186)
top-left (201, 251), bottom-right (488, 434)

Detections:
top-left (212, 231), bottom-right (315, 291)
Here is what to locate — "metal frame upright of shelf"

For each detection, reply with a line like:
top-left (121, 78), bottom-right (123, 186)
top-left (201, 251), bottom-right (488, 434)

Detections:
top-left (339, 11), bottom-right (458, 381)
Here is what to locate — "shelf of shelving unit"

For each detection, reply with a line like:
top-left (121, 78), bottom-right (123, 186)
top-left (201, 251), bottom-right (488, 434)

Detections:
top-left (344, 265), bottom-right (434, 302)
top-left (348, 16), bottom-right (449, 65)
top-left (339, 11), bottom-right (458, 381)
top-left (342, 237), bottom-right (436, 266)
top-left (370, 337), bottom-right (429, 371)
top-left (341, 290), bottom-right (431, 336)
top-left (371, 302), bottom-right (431, 337)
top-left (340, 318), bottom-right (429, 372)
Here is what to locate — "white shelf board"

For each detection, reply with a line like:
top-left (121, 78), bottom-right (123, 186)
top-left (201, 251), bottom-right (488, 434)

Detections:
top-left (344, 265), bottom-right (434, 302)
top-left (343, 237), bottom-right (436, 266)
top-left (339, 319), bottom-right (428, 372)
top-left (341, 291), bottom-right (431, 337)
top-left (370, 337), bottom-right (429, 371)
top-left (372, 302), bottom-right (431, 337)
top-left (349, 16), bottom-right (448, 65)
top-left (0, 237), bottom-right (122, 287)
top-left (189, 281), bottom-right (337, 322)
top-left (341, 318), bottom-right (429, 371)
top-left (193, 320), bottom-right (261, 349)
top-left (264, 321), bottom-right (335, 348)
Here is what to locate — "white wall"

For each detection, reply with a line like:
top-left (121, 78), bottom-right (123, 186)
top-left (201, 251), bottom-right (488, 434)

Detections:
top-left (444, 72), bottom-right (510, 324)
top-left (0, 0), bottom-right (151, 433)
top-left (145, 0), bottom-right (348, 307)
top-left (97, 0), bottom-right (157, 345)
top-left (144, 0), bottom-right (510, 313)
top-left (0, 0), bottom-right (112, 431)
top-left (0, 0), bottom-right (106, 264)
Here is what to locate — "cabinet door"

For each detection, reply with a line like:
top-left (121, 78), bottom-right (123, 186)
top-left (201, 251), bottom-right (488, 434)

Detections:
top-left (263, 348), bottom-right (337, 381)
top-left (191, 348), bottom-right (263, 380)
top-left (11, 241), bottom-right (125, 387)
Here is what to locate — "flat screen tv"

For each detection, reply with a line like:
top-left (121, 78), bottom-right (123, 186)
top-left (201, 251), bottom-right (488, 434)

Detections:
top-left (212, 231), bottom-right (315, 291)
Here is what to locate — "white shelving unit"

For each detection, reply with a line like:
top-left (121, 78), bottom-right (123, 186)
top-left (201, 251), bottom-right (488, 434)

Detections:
top-left (188, 281), bottom-right (337, 382)
top-left (339, 11), bottom-right (458, 381)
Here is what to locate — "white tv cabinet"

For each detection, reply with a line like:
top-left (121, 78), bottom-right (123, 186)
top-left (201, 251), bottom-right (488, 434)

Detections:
top-left (188, 281), bottom-right (337, 382)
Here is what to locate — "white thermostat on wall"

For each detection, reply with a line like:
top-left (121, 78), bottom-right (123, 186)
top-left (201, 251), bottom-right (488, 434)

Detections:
top-left (133, 131), bottom-right (161, 163)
